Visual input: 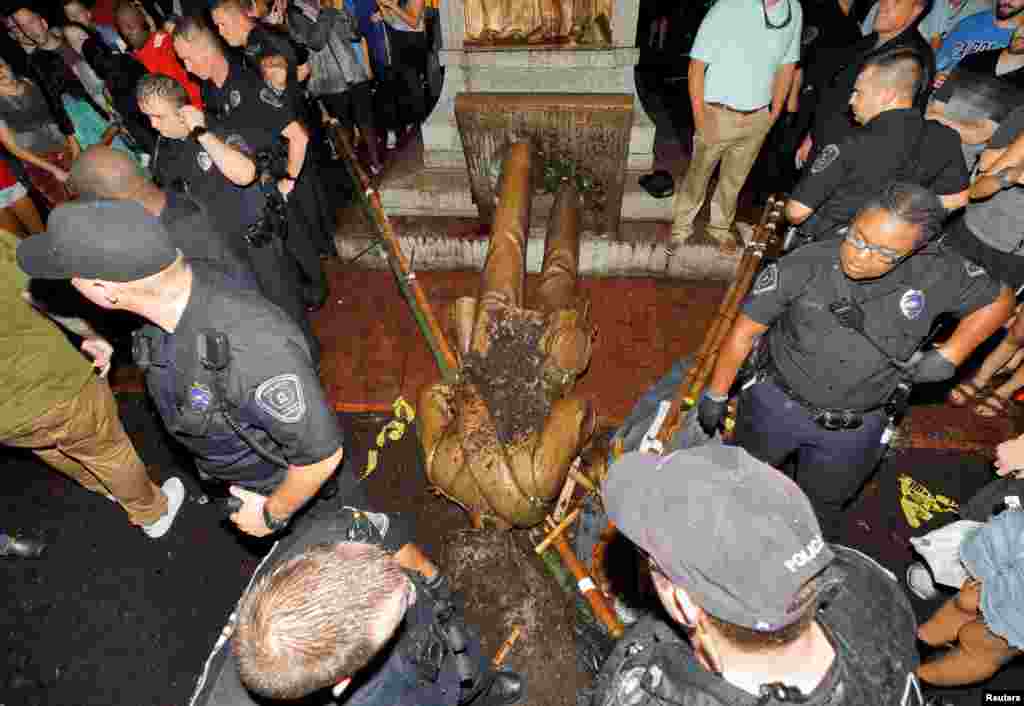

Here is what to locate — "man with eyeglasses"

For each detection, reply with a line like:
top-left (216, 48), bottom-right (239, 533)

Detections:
top-left (785, 48), bottom-right (969, 246)
top-left (668, 0), bottom-right (802, 256)
top-left (697, 182), bottom-right (1013, 537)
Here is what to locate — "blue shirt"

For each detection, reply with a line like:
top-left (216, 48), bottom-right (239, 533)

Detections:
top-left (350, 0), bottom-right (390, 70)
top-left (935, 10), bottom-right (1014, 72)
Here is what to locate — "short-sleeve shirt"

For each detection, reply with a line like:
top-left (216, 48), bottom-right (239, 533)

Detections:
top-left (201, 59), bottom-right (299, 156)
top-left (742, 240), bottom-right (1001, 409)
top-left (133, 31), bottom-right (204, 109)
top-left (689, 0), bottom-right (803, 111)
top-left (138, 267), bottom-right (343, 485)
top-left (151, 131), bottom-right (266, 237)
top-left (792, 109), bottom-right (968, 237)
top-left (0, 232), bottom-right (93, 437)
top-left (963, 105), bottom-right (1024, 253)
top-left (935, 11), bottom-right (1013, 72)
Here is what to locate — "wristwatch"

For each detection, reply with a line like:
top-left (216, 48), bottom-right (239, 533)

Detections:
top-left (189, 125), bottom-right (208, 142)
top-left (262, 504), bottom-right (290, 533)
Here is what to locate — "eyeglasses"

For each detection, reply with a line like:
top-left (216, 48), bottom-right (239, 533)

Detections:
top-left (763, 0), bottom-right (793, 29)
top-left (843, 229), bottom-right (907, 265)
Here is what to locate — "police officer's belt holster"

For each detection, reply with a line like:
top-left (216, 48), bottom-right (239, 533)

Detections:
top-left (399, 571), bottom-right (485, 703)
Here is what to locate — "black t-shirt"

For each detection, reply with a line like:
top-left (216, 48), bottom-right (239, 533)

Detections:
top-left (933, 48), bottom-right (1024, 124)
top-left (201, 59), bottom-right (299, 156)
top-left (151, 130), bottom-right (265, 236)
top-left (799, 0), bottom-right (863, 68)
top-left (808, 28), bottom-right (936, 152)
top-left (139, 267), bottom-right (343, 482)
top-left (742, 239), bottom-right (1001, 409)
top-left (792, 108), bottom-right (968, 237)
top-left (590, 546), bottom-right (920, 706)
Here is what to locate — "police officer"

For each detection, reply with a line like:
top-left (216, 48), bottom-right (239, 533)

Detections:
top-left (786, 49), bottom-right (969, 245)
top-left (134, 73), bottom-right (318, 362)
top-left (70, 144), bottom-right (258, 290)
top-left (189, 498), bottom-right (524, 706)
top-left (17, 200), bottom-right (346, 538)
top-left (173, 15), bottom-right (330, 308)
top-left (698, 182), bottom-right (1013, 537)
top-left (592, 444), bottom-right (922, 706)
top-left (210, 0), bottom-right (306, 78)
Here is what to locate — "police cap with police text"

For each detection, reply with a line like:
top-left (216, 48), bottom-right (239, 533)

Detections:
top-left (17, 200), bottom-right (178, 282)
top-left (604, 445), bottom-right (834, 631)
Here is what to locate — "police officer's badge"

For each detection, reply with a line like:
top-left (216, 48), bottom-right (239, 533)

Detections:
top-left (752, 263), bottom-right (779, 295)
top-left (255, 374), bottom-right (306, 423)
top-left (259, 87), bottom-right (284, 109)
top-left (229, 89), bottom-right (241, 109)
top-left (811, 144), bottom-right (840, 174)
top-left (196, 150), bottom-right (213, 172)
top-left (964, 259), bottom-right (987, 278)
top-left (900, 289), bottom-right (925, 320)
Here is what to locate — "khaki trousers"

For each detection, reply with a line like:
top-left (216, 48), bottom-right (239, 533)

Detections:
top-left (2, 376), bottom-right (167, 526)
top-left (671, 103), bottom-right (774, 245)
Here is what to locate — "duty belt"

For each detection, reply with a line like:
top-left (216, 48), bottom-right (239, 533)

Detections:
top-left (759, 351), bottom-right (885, 431)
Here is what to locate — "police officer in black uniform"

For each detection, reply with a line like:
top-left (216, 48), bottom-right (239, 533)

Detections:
top-left (592, 445), bottom-right (922, 706)
top-left (70, 144), bottom-right (258, 291)
top-left (794, 0), bottom-right (935, 170)
top-left (188, 499), bottom-right (524, 706)
top-left (697, 183), bottom-right (1013, 537)
top-left (134, 72), bottom-right (319, 361)
top-left (17, 200), bottom-right (346, 539)
top-left (786, 49), bottom-right (969, 245)
top-left (173, 14), bottom-right (330, 308)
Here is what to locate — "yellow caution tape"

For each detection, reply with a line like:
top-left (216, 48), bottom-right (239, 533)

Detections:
top-left (362, 397), bottom-right (416, 479)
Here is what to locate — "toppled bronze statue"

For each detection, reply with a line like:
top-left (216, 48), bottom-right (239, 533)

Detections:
top-left (418, 143), bottom-right (596, 528)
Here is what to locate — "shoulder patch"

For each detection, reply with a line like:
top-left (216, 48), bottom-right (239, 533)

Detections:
top-left (196, 149), bottom-right (212, 172)
top-left (810, 144), bottom-right (840, 174)
top-left (259, 87), bottom-right (284, 109)
top-left (255, 374), bottom-right (306, 423)
top-left (752, 263), bottom-right (779, 295)
top-left (229, 89), bottom-right (242, 109)
top-left (963, 259), bottom-right (987, 278)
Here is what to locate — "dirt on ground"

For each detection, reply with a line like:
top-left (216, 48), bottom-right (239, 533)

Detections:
top-left (354, 414), bottom-right (589, 706)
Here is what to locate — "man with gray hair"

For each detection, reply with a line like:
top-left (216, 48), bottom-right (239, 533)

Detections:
top-left (592, 444), bottom-right (921, 705)
top-left (696, 182), bottom-right (1013, 536)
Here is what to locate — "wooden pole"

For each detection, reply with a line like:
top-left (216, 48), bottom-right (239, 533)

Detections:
top-left (548, 526), bottom-right (625, 638)
top-left (328, 124), bottom-right (460, 381)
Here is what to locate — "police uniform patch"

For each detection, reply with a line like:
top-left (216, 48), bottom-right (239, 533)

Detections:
top-left (752, 263), bottom-right (779, 295)
top-left (229, 89), bottom-right (241, 109)
top-left (811, 144), bottom-right (840, 174)
top-left (259, 87), bottom-right (284, 109)
top-left (899, 289), bottom-right (925, 320)
top-left (189, 382), bottom-right (212, 410)
top-left (964, 259), bottom-right (987, 278)
top-left (255, 374), bottom-right (306, 423)
top-left (196, 150), bottom-right (213, 172)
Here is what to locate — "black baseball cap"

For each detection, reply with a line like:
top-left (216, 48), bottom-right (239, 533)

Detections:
top-left (604, 445), bottom-right (834, 631)
top-left (17, 200), bottom-right (178, 282)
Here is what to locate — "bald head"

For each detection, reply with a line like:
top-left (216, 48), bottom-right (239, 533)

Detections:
top-left (71, 145), bottom-right (154, 202)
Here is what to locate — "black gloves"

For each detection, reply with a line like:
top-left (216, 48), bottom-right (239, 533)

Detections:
top-left (905, 349), bottom-right (956, 384)
top-left (697, 391), bottom-right (729, 437)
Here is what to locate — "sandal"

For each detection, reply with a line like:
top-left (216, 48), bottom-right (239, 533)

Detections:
top-left (974, 393), bottom-right (1012, 419)
top-left (948, 381), bottom-right (984, 407)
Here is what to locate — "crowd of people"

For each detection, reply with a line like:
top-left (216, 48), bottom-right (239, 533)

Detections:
top-left (3, 0), bottom-right (1024, 705)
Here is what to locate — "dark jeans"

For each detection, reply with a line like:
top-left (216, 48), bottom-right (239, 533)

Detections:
top-left (735, 380), bottom-right (888, 538)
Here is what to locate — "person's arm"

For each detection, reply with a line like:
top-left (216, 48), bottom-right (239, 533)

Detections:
top-left (230, 445), bottom-right (343, 537)
top-left (785, 199), bottom-right (814, 224)
top-left (936, 286), bottom-right (1015, 365)
top-left (379, 0), bottom-right (423, 29)
top-left (394, 543), bottom-right (439, 578)
top-left (0, 123), bottom-right (69, 181)
top-left (939, 190), bottom-right (970, 210)
top-left (927, 100), bottom-right (999, 145)
top-left (705, 313), bottom-right (770, 397)
top-left (21, 291), bottom-right (114, 376)
top-left (770, 63), bottom-right (797, 122)
top-left (279, 120), bottom-right (309, 194)
top-left (179, 105), bottom-right (257, 185)
top-left (787, 67), bottom-right (802, 113)
top-left (689, 58), bottom-right (707, 134)
top-left (971, 131), bottom-right (1024, 199)
top-left (360, 37), bottom-right (374, 80)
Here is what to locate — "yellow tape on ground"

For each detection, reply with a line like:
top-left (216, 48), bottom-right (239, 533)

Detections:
top-left (362, 397), bottom-right (416, 479)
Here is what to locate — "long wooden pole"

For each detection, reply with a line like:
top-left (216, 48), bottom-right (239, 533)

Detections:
top-left (328, 124), bottom-right (460, 381)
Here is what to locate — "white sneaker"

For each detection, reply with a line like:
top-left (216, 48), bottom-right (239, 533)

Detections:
top-left (906, 561), bottom-right (939, 601)
top-left (142, 477), bottom-right (185, 539)
top-left (386, 131), bottom-right (397, 150)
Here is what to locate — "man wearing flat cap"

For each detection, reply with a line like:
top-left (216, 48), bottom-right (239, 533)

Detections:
top-left (17, 200), bottom-right (351, 538)
top-left (591, 444), bottom-right (921, 706)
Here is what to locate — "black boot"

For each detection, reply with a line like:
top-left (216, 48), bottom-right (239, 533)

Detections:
top-left (468, 670), bottom-right (524, 706)
top-left (0, 533), bottom-right (47, 558)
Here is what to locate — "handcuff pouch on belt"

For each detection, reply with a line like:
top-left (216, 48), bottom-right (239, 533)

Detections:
top-left (399, 572), bottom-right (481, 696)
